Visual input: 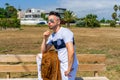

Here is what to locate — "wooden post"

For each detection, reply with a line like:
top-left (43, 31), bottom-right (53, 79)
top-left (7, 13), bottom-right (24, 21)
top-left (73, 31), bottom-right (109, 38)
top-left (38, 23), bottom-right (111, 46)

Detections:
top-left (6, 72), bottom-right (10, 78)
top-left (94, 71), bottom-right (98, 77)
top-left (94, 60), bottom-right (99, 77)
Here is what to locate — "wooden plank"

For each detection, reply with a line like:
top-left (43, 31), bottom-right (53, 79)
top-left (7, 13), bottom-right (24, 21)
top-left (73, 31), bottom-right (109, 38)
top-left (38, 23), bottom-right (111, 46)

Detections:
top-left (0, 54), bottom-right (106, 63)
top-left (0, 65), bottom-right (37, 72)
top-left (75, 77), bottom-right (109, 80)
top-left (0, 77), bottom-right (109, 80)
top-left (77, 54), bottom-right (106, 63)
top-left (0, 78), bottom-right (38, 80)
top-left (77, 64), bottom-right (106, 71)
top-left (0, 55), bottom-right (36, 62)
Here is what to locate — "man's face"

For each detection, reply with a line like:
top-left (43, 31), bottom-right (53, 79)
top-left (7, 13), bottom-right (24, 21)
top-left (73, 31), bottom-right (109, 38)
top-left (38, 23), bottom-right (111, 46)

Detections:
top-left (48, 15), bottom-right (60, 29)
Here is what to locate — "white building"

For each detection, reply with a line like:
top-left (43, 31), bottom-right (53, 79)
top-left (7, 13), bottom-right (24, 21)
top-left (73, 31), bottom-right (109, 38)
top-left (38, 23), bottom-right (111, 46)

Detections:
top-left (18, 8), bottom-right (47, 25)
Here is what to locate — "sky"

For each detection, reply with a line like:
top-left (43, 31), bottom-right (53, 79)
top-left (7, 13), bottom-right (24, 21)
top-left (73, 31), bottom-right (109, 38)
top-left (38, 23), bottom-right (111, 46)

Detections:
top-left (0, 0), bottom-right (120, 20)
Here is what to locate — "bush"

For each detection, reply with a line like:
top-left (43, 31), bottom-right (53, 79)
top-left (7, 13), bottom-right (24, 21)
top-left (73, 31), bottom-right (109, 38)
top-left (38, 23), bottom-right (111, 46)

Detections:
top-left (93, 20), bottom-right (100, 27)
top-left (110, 20), bottom-right (116, 27)
top-left (76, 20), bottom-right (86, 27)
top-left (76, 19), bottom-right (100, 28)
top-left (0, 18), bottom-right (21, 29)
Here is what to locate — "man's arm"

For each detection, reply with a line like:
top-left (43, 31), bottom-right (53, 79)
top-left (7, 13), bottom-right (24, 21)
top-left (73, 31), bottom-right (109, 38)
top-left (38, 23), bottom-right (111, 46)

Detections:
top-left (41, 30), bottom-right (52, 53)
top-left (64, 42), bottom-right (74, 76)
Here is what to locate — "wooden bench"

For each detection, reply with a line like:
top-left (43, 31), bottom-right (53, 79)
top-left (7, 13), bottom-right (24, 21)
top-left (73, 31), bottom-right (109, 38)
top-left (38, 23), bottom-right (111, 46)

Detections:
top-left (0, 54), bottom-right (109, 80)
top-left (76, 54), bottom-right (109, 80)
top-left (0, 54), bottom-right (37, 79)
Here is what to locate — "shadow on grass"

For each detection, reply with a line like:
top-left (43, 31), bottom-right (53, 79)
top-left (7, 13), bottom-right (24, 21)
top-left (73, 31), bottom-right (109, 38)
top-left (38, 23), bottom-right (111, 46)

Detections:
top-left (75, 77), bottom-right (84, 80)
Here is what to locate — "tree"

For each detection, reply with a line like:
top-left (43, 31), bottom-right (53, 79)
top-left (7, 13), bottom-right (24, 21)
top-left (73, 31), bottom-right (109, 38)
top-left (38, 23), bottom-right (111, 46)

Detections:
top-left (118, 5), bottom-right (120, 20)
top-left (63, 10), bottom-right (76, 27)
top-left (85, 14), bottom-right (100, 27)
top-left (112, 12), bottom-right (117, 20)
top-left (100, 17), bottom-right (106, 23)
top-left (41, 12), bottom-right (47, 20)
top-left (0, 8), bottom-right (6, 18)
top-left (5, 3), bottom-right (9, 7)
top-left (86, 14), bottom-right (97, 19)
top-left (111, 4), bottom-right (119, 27)
top-left (114, 4), bottom-right (118, 12)
top-left (110, 20), bottom-right (116, 27)
top-left (5, 5), bottom-right (17, 18)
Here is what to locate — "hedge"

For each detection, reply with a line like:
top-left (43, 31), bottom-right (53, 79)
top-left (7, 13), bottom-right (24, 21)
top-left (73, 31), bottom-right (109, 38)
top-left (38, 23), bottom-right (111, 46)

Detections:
top-left (0, 18), bottom-right (21, 29)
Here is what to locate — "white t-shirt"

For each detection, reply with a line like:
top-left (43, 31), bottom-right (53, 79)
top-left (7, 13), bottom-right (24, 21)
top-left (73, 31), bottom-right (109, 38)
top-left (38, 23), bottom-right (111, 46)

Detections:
top-left (47, 27), bottom-right (78, 67)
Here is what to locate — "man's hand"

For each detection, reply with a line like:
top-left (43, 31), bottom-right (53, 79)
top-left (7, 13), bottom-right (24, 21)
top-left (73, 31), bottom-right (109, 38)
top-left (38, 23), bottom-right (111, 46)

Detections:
top-left (64, 70), bottom-right (71, 77)
top-left (64, 68), bottom-right (74, 77)
top-left (43, 30), bottom-right (50, 40)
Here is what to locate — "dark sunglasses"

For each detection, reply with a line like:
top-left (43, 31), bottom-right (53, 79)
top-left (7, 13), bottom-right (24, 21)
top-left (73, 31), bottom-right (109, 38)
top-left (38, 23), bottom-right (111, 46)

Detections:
top-left (48, 19), bottom-right (54, 23)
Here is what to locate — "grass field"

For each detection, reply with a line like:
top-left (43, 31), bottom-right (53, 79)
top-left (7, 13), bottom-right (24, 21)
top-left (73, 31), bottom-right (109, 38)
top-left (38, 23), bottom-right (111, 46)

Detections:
top-left (0, 26), bottom-right (120, 79)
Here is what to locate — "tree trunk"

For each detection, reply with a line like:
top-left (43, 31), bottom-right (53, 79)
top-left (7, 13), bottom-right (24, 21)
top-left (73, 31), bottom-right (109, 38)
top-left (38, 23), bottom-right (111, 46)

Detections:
top-left (66, 22), bottom-right (70, 27)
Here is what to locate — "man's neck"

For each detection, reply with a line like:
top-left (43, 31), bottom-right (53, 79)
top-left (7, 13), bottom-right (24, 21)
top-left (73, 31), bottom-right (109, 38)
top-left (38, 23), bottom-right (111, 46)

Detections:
top-left (53, 25), bottom-right (61, 33)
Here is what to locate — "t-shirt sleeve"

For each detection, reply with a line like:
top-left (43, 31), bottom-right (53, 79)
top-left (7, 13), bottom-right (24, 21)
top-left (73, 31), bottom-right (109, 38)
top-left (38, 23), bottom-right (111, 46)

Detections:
top-left (62, 29), bottom-right (74, 44)
top-left (46, 35), bottom-right (53, 45)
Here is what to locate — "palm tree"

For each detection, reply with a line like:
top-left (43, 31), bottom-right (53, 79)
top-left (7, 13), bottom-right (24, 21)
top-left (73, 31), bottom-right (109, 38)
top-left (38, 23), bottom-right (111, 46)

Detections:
top-left (5, 3), bottom-right (10, 18)
top-left (118, 5), bottom-right (120, 20)
top-left (5, 3), bottom-right (9, 7)
top-left (63, 10), bottom-right (76, 27)
top-left (85, 14), bottom-right (98, 27)
top-left (112, 12), bottom-right (117, 20)
top-left (114, 4), bottom-right (118, 12)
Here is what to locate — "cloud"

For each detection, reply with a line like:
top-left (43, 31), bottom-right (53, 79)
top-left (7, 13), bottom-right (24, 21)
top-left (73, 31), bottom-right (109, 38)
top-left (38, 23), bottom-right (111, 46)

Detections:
top-left (58, 0), bottom-right (120, 20)
top-left (59, 0), bottom-right (118, 10)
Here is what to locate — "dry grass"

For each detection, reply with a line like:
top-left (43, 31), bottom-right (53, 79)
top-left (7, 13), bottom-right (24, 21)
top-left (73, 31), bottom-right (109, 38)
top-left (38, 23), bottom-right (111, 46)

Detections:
top-left (0, 26), bottom-right (120, 79)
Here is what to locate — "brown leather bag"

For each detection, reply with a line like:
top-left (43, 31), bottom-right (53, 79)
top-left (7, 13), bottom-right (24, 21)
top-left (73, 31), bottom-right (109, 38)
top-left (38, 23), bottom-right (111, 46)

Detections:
top-left (41, 50), bottom-right (61, 80)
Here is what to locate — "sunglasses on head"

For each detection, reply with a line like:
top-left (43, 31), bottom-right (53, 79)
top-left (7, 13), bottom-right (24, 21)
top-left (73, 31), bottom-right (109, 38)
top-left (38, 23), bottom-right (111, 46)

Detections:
top-left (48, 19), bottom-right (54, 23)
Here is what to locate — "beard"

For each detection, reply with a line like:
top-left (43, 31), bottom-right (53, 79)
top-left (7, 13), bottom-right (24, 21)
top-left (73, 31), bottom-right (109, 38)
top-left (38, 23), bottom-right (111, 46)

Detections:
top-left (48, 24), bottom-right (58, 30)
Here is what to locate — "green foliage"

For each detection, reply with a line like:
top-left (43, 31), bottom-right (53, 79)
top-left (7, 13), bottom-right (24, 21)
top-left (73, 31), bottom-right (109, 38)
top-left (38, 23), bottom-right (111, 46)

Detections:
top-left (76, 20), bottom-right (86, 27)
top-left (100, 17), bottom-right (106, 23)
top-left (85, 14), bottom-right (100, 28)
top-left (76, 14), bottom-right (100, 28)
top-left (0, 8), bottom-right (6, 18)
top-left (112, 12), bottom-right (117, 20)
top-left (0, 18), bottom-right (21, 29)
top-left (5, 6), bottom-right (17, 18)
top-left (110, 20), bottom-right (116, 27)
top-left (114, 4), bottom-right (118, 12)
top-left (0, 3), bottom-right (17, 18)
top-left (13, 19), bottom-right (21, 28)
top-left (112, 4), bottom-right (120, 21)
top-left (63, 10), bottom-right (76, 27)
top-left (93, 20), bottom-right (100, 27)
top-left (106, 20), bottom-right (111, 23)
top-left (41, 13), bottom-right (48, 20)
top-left (0, 3), bottom-right (19, 30)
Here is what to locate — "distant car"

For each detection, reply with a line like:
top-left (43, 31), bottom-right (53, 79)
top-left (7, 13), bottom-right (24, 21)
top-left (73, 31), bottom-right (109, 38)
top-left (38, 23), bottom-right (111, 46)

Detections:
top-left (37, 21), bottom-right (47, 25)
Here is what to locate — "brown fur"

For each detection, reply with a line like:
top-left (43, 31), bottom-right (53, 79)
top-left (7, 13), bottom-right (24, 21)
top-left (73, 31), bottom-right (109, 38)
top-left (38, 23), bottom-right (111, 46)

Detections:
top-left (41, 50), bottom-right (61, 80)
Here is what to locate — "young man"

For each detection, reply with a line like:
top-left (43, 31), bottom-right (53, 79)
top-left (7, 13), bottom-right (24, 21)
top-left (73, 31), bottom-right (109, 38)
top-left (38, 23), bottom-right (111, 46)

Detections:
top-left (37, 11), bottom-right (78, 80)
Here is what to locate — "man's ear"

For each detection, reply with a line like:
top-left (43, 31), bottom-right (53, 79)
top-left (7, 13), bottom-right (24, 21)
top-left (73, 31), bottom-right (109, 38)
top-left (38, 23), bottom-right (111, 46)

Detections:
top-left (57, 19), bottom-right (61, 25)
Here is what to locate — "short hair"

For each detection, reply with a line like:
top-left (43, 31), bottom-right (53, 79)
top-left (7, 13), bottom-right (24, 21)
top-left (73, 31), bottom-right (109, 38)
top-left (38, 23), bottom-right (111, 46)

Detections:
top-left (49, 11), bottom-right (61, 19)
